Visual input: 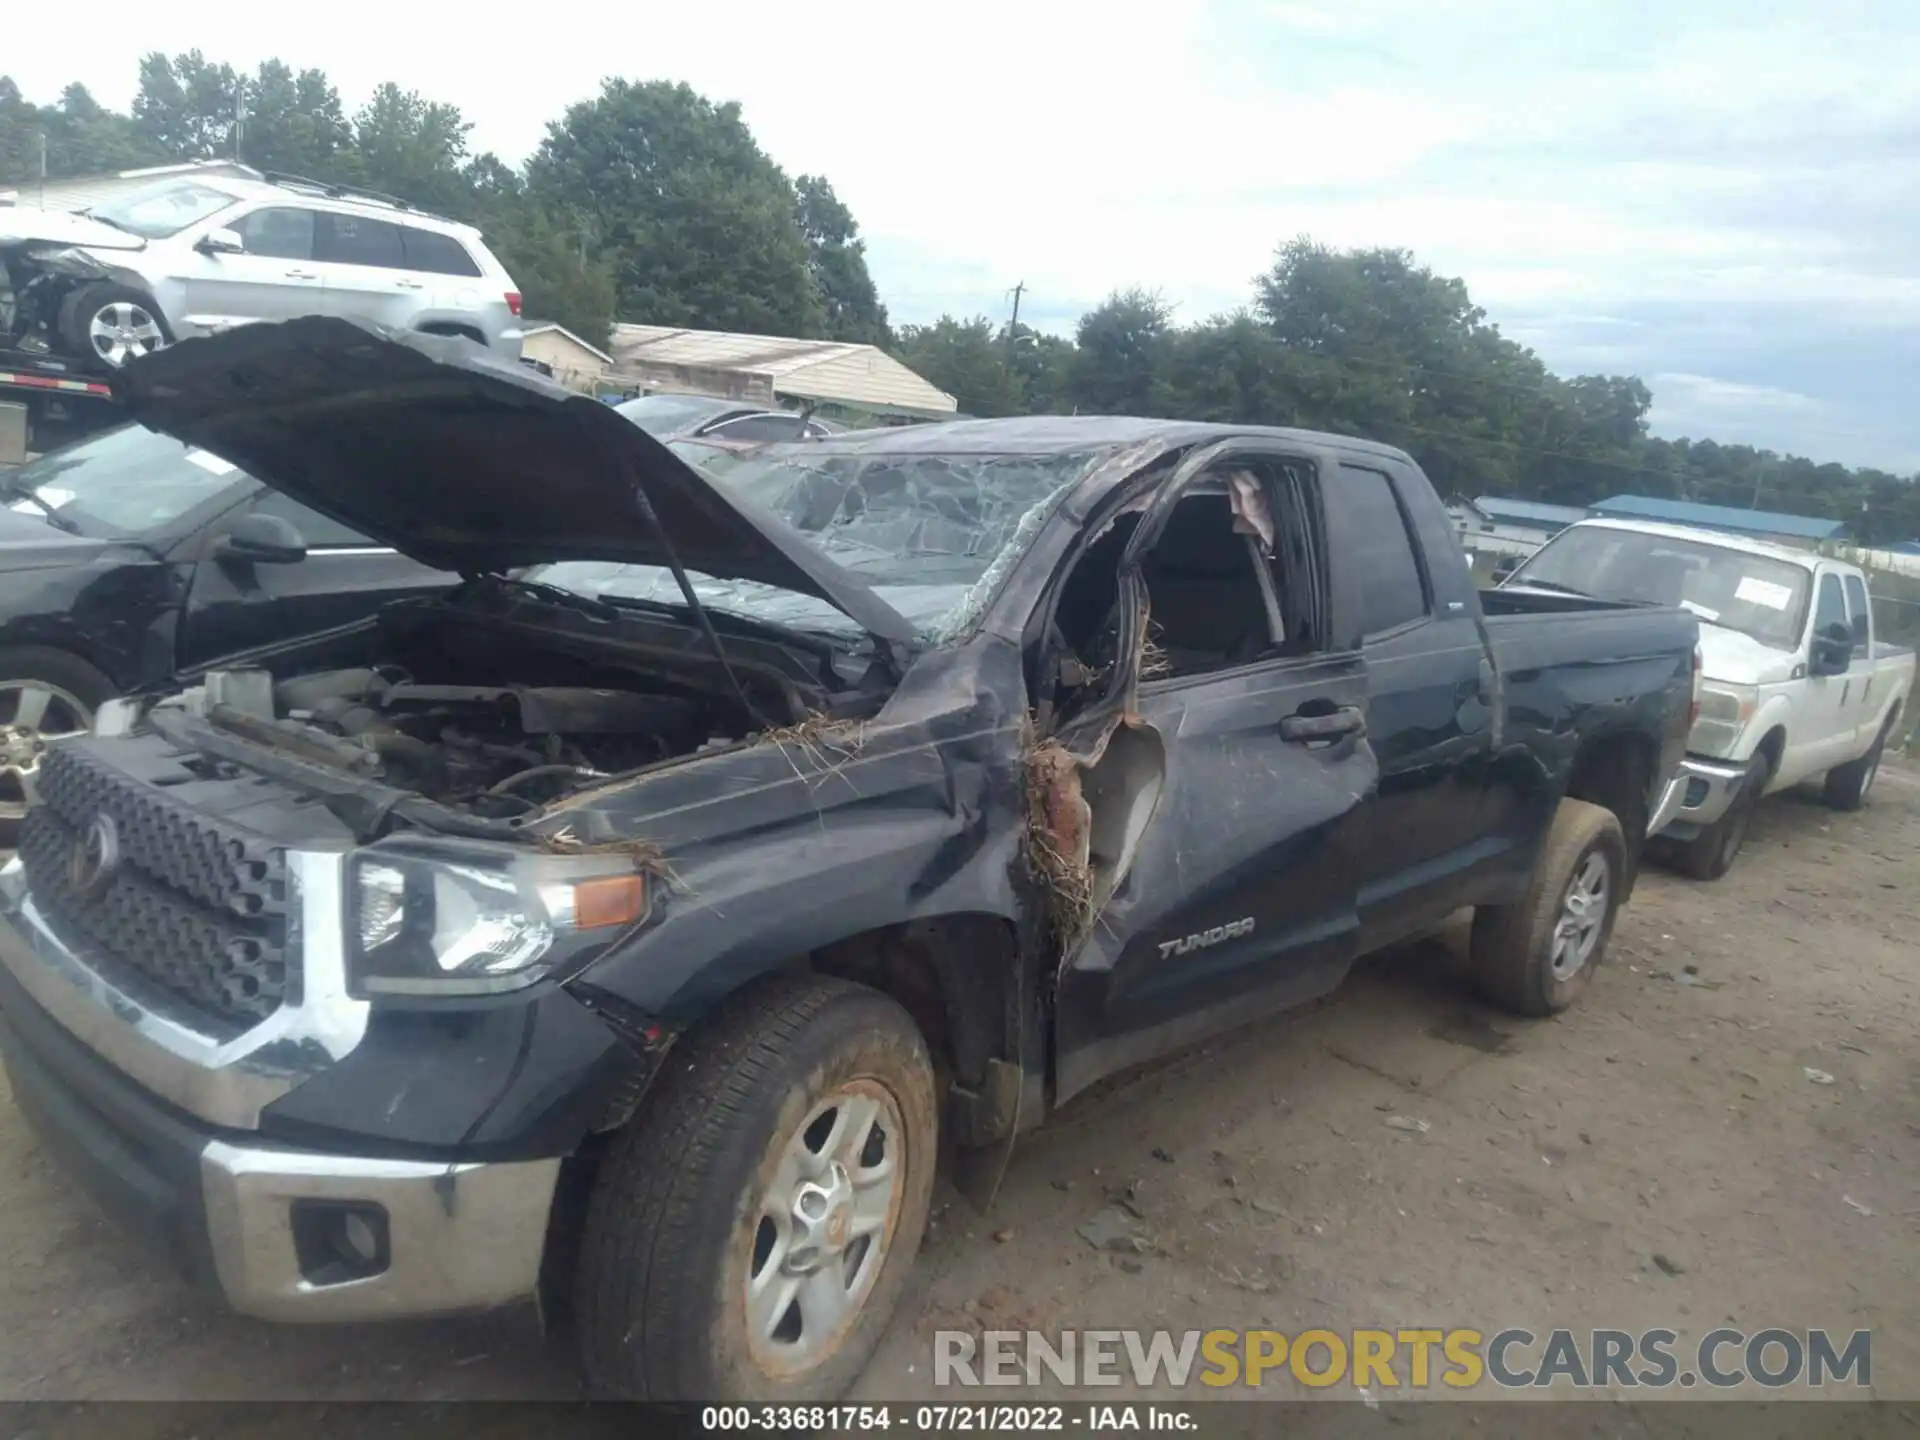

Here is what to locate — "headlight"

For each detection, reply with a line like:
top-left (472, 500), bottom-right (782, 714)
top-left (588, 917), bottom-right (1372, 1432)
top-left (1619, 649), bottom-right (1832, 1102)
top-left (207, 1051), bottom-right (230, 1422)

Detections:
top-left (1689, 681), bottom-right (1759, 758)
top-left (346, 838), bottom-right (650, 996)
top-left (1697, 683), bottom-right (1758, 726)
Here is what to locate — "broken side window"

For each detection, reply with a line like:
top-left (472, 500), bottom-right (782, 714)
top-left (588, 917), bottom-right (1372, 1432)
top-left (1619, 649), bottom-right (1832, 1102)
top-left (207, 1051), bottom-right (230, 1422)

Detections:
top-left (1049, 458), bottom-right (1329, 698)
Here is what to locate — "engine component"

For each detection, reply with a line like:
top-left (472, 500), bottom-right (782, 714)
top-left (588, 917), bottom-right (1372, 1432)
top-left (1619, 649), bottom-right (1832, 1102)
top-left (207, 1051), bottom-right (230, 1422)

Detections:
top-left (200, 666), bottom-right (724, 814)
top-left (377, 684), bottom-right (705, 736)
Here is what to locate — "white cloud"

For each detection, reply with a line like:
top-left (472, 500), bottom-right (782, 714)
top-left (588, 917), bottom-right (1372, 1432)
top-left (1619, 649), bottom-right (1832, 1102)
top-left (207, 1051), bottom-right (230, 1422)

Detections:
top-left (8, 0), bottom-right (1920, 468)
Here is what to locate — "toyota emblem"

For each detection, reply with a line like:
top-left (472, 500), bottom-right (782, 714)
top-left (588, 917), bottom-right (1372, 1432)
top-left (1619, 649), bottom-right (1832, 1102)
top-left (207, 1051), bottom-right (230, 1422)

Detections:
top-left (68, 813), bottom-right (121, 899)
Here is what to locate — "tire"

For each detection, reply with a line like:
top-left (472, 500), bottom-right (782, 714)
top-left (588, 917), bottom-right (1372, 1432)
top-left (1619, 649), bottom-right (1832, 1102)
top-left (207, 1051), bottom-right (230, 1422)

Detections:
top-left (575, 972), bottom-right (938, 1402)
top-left (1469, 797), bottom-right (1626, 1017)
top-left (0, 646), bottom-right (116, 828)
top-left (1673, 752), bottom-right (1769, 881)
top-left (57, 282), bottom-right (171, 367)
top-left (1824, 720), bottom-right (1891, 812)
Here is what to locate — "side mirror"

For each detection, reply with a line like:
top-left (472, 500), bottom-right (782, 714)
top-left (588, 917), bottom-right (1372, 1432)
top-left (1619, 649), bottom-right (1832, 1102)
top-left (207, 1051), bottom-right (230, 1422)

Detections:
top-left (197, 227), bottom-right (245, 256)
top-left (214, 512), bottom-right (307, 565)
top-left (1809, 620), bottom-right (1852, 677)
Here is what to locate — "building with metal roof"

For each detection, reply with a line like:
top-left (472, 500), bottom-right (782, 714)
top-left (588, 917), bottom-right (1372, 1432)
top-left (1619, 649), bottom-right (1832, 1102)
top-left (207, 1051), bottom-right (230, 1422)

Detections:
top-left (1588, 494), bottom-right (1846, 545)
top-left (1470, 496), bottom-right (1590, 530)
top-left (606, 324), bottom-right (956, 420)
top-left (0, 160), bottom-right (263, 213)
top-left (519, 323), bottom-right (615, 393)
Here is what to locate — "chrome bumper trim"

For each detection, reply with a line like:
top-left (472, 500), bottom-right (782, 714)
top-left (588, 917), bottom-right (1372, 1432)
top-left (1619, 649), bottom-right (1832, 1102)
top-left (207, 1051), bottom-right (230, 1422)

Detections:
top-left (1647, 774), bottom-right (1687, 837)
top-left (201, 1142), bottom-right (559, 1322)
top-left (1660, 754), bottom-right (1752, 832)
top-left (0, 850), bottom-right (367, 1130)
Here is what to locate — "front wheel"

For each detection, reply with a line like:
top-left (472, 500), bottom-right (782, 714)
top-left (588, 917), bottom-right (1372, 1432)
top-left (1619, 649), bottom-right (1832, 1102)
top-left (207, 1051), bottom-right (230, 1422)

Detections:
top-left (1470, 797), bottom-right (1626, 1017)
top-left (0, 646), bottom-right (116, 830)
top-left (1824, 721), bottom-right (1891, 812)
top-left (58, 283), bottom-right (170, 367)
top-left (575, 973), bottom-right (938, 1402)
top-left (1673, 752), bottom-right (1768, 881)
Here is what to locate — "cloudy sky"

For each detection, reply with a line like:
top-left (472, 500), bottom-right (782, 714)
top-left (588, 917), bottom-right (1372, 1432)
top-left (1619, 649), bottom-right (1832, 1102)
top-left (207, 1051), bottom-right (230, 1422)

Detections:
top-left (10, 0), bottom-right (1918, 471)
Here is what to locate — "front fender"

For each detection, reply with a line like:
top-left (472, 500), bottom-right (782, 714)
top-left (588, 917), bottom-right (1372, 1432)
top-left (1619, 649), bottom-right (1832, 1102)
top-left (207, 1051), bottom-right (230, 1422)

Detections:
top-left (575, 808), bottom-right (1026, 1028)
top-left (1731, 693), bottom-right (1795, 769)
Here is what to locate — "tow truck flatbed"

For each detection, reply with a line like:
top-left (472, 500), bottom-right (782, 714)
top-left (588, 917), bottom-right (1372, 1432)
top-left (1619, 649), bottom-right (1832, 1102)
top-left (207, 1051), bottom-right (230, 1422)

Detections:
top-left (0, 346), bottom-right (119, 460)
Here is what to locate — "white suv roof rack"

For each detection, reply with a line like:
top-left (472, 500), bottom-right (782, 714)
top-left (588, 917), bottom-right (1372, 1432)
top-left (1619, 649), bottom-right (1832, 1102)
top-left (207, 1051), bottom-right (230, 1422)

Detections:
top-left (258, 171), bottom-right (455, 225)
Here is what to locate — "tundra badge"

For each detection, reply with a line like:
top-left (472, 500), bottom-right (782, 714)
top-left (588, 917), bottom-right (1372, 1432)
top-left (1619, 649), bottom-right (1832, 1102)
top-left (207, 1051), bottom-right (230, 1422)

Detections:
top-left (1158, 917), bottom-right (1254, 959)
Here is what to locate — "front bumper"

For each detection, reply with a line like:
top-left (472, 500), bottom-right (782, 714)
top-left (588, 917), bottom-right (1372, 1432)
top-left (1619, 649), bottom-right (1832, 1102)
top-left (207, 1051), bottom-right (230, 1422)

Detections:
top-left (1650, 754), bottom-right (1752, 836)
top-left (0, 962), bottom-right (559, 1322)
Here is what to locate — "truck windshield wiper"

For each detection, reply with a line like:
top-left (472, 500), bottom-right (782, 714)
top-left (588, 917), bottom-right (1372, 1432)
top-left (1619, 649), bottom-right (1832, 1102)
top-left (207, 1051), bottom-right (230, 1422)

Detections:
top-left (479, 573), bottom-right (622, 622)
top-left (77, 210), bottom-right (134, 235)
top-left (1512, 577), bottom-right (1588, 597)
top-left (0, 485), bottom-right (80, 535)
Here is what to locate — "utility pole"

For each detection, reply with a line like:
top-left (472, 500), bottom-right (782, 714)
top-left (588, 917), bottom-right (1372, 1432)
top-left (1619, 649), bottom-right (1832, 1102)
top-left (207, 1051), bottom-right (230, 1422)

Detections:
top-left (1001, 281), bottom-right (1026, 412)
top-left (233, 82), bottom-right (247, 163)
top-left (37, 132), bottom-right (47, 209)
top-left (1750, 457), bottom-right (1773, 509)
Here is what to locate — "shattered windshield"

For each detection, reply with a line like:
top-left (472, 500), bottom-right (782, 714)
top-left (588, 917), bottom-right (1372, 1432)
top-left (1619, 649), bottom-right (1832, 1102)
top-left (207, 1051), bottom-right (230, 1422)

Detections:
top-left (86, 180), bottom-right (240, 239)
top-left (533, 443), bottom-right (1094, 643)
top-left (1, 423), bottom-right (248, 537)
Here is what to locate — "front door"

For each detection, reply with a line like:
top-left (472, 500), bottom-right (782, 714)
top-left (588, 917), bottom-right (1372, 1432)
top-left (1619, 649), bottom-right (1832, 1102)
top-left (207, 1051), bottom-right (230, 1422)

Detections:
top-left (1051, 443), bottom-right (1374, 1102)
top-left (1795, 571), bottom-right (1856, 779)
top-left (177, 490), bottom-right (456, 676)
top-left (173, 205), bottom-right (328, 332)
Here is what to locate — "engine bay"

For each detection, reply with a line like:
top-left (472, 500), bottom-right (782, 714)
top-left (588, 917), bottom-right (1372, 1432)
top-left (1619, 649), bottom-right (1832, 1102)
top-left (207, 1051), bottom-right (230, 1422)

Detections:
top-left (134, 591), bottom-right (894, 823)
top-left (157, 664), bottom-right (750, 819)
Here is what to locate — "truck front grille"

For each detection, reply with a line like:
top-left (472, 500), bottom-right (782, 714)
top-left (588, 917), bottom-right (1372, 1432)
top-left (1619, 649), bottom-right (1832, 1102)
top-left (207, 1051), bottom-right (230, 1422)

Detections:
top-left (19, 746), bottom-right (291, 1027)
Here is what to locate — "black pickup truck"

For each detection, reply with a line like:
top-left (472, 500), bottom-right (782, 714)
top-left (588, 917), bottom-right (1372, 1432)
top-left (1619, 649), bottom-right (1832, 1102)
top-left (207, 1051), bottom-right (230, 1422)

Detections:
top-left (0, 320), bottom-right (1699, 1403)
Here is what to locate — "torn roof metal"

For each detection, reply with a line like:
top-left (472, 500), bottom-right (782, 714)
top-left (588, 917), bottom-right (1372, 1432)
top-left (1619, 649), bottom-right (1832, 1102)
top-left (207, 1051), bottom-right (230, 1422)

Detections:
top-left (796, 413), bottom-right (1419, 466)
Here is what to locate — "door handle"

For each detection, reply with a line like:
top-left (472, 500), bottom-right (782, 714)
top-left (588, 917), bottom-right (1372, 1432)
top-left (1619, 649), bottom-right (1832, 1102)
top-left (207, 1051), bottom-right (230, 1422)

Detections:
top-left (1280, 706), bottom-right (1366, 743)
top-left (284, 269), bottom-right (318, 280)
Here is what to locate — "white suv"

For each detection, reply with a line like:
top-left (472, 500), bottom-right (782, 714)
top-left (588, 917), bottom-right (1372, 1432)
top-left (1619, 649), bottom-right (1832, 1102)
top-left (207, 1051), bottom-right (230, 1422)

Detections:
top-left (0, 172), bottom-right (523, 368)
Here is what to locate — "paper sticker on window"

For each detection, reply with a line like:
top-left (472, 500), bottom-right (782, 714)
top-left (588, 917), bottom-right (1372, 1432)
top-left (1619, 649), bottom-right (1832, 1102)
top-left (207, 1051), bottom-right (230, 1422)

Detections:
top-left (11, 487), bottom-right (74, 514)
top-left (185, 449), bottom-right (238, 476)
top-left (1734, 576), bottom-right (1794, 610)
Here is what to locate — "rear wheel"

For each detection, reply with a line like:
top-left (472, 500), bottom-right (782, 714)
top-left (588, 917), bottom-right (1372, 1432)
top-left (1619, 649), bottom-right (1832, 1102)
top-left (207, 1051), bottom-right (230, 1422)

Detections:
top-left (1824, 721), bottom-right (1891, 812)
top-left (1673, 751), bottom-right (1768, 881)
top-left (575, 973), bottom-right (938, 1402)
top-left (1470, 798), bottom-right (1626, 1017)
top-left (0, 647), bottom-right (114, 830)
top-left (58, 283), bottom-right (170, 366)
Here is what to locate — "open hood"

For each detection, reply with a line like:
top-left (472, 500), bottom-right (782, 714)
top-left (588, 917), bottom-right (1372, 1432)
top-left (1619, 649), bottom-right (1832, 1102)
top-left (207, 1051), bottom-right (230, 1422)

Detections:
top-left (0, 209), bottom-right (149, 253)
top-left (117, 316), bottom-right (915, 645)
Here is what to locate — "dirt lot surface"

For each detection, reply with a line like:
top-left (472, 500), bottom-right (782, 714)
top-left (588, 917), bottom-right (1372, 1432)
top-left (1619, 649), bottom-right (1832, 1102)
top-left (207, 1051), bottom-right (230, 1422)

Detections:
top-left (0, 765), bottom-right (1915, 1422)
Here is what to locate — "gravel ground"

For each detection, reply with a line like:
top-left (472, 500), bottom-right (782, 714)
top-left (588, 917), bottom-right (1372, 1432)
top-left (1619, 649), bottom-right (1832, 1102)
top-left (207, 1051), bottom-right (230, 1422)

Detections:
top-left (0, 763), bottom-right (1914, 1418)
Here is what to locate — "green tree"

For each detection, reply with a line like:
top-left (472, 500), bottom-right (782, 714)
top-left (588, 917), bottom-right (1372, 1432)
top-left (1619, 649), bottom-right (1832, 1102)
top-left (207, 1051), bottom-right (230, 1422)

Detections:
top-left (482, 205), bottom-right (618, 350)
top-left (794, 174), bottom-right (890, 346)
top-left (1069, 288), bottom-right (1174, 415)
top-left (1006, 322), bottom-right (1077, 413)
top-left (892, 317), bottom-right (1022, 417)
top-left (1154, 311), bottom-right (1312, 426)
top-left (528, 80), bottom-right (825, 337)
top-left (0, 80), bottom-right (163, 183)
top-left (132, 50), bottom-right (242, 160)
top-left (340, 82), bottom-right (473, 213)
top-left (238, 60), bottom-right (351, 175)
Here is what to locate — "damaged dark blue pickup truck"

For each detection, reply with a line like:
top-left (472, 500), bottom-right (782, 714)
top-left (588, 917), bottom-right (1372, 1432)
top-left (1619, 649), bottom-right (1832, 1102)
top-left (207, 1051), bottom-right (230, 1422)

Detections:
top-left (0, 319), bottom-right (1699, 1402)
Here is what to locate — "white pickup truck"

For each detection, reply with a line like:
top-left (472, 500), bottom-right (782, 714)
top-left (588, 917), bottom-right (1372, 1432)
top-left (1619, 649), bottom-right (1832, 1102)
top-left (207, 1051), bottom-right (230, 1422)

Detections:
top-left (1503, 518), bottom-right (1915, 879)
